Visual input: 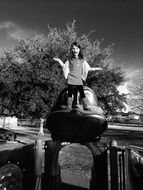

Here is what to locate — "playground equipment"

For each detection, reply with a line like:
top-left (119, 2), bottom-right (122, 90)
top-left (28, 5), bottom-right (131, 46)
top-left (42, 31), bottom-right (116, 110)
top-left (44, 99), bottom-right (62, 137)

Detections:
top-left (43, 86), bottom-right (108, 189)
top-left (0, 142), bottom-right (35, 190)
top-left (0, 86), bottom-right (143, 190)
top-left (0, 163), bottom-right (23, 190)
top-left (46, 86), bottom-right (107, 143)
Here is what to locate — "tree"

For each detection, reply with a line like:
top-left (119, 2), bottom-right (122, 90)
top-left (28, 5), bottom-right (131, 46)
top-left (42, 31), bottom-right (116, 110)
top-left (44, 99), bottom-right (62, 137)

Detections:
top-left (0, 21), bottom-right (126, 118)
top-left (0, 36), bottom-right (65, 118)
top-left (127, 71), bottom-right (143, 114)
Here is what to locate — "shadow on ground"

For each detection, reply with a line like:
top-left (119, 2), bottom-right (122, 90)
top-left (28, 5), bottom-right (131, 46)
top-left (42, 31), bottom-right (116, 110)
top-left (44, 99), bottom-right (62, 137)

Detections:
top-left (62, 183), bottom-right (88, 190)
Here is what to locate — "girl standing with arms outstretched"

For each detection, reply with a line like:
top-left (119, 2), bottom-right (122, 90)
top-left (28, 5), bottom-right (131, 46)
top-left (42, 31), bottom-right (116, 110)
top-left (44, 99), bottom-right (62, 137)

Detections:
top-left (54, 42), bottom-right (102, 110)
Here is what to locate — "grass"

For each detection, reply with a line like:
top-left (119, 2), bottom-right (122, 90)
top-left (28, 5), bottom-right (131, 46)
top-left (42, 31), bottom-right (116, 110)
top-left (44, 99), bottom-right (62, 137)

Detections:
top-left (59, 143), bottom-right (93, 179)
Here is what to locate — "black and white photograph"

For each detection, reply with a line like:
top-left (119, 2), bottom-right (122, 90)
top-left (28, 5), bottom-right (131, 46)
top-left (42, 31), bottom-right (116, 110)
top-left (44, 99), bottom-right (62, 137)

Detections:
top-left (0, 0), bottom-right (142, 190)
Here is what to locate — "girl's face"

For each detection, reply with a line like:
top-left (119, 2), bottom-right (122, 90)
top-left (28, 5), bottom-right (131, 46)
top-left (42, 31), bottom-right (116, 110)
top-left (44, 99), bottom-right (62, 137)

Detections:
top-left (72, 45), bottom-right (80, 57)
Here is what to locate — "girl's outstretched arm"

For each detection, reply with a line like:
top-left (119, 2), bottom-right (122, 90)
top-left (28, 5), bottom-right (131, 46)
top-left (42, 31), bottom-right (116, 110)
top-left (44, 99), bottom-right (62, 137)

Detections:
top-left (53, 57), bottom-right (64, 67)
top-left (83, 60), bottom-right (103, 72)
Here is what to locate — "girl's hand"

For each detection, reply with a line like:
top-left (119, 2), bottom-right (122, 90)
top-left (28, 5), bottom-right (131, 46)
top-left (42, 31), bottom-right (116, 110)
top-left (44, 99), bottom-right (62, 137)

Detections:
top-left (92, 67), bottom-right (103, 71)
top-left (53, 57), bottom-right (64, 67)
top-left (96, 68), bottom-right (103, 71)
top-left (53, 57), bottom-right (60, 62)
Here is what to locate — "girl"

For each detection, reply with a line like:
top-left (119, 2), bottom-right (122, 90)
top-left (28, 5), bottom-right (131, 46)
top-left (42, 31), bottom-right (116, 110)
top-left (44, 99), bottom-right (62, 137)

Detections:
top-left (54, 41), bottom-right (103, 110)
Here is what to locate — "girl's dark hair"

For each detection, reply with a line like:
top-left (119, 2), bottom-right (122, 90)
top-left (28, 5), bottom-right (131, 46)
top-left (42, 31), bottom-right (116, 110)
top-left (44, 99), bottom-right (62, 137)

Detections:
top-left (68, 41), bottom-right (84, 60)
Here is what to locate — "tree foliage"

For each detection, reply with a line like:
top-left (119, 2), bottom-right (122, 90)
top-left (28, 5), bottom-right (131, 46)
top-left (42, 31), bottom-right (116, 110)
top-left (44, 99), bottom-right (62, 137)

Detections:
top-left (0, 21), bottom-right (126, 118)
top-left (127, 72), bottom-right (143, 114)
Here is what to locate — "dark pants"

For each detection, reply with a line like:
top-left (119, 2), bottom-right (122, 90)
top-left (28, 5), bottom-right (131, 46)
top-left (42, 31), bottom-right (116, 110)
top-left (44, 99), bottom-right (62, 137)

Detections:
top-left (68, 84), bottom-right (85, 104)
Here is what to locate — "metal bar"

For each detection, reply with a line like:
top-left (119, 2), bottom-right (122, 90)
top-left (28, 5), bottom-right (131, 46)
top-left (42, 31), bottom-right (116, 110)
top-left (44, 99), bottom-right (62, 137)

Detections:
top-left (122, 150), bottom-right (126, 190)
top-left (119, 153), bottom-right (122, 190)
top-left (110, 145), bottom-right (119, 190)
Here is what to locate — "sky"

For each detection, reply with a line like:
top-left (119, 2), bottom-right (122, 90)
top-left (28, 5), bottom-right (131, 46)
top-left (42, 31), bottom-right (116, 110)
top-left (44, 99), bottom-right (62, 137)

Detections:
top-left (0, 0), bottom-right (143, 83)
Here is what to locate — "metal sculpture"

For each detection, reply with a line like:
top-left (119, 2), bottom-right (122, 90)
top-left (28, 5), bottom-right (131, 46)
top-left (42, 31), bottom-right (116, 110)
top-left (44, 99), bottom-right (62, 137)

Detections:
top-left (46, 86), bottom-right (107, 143)
top-left (44, 86), bottom-right (108, 189)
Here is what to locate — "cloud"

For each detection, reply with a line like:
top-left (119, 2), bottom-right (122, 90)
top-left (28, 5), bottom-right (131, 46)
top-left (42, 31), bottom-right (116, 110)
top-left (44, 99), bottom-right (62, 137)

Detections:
top-left (9, 29), bottom-right (34, 40)
top-left (127, 69), bottom-right (143, 79)
top-left (0, 21), bottom-right (17, 29)
top-left (0, 21), bottom-right (35, 41)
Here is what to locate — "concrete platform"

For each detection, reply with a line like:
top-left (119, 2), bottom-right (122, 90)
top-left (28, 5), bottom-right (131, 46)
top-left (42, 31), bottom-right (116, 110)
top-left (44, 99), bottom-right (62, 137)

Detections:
top-left (108, 124), bottom-right (143, 132)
